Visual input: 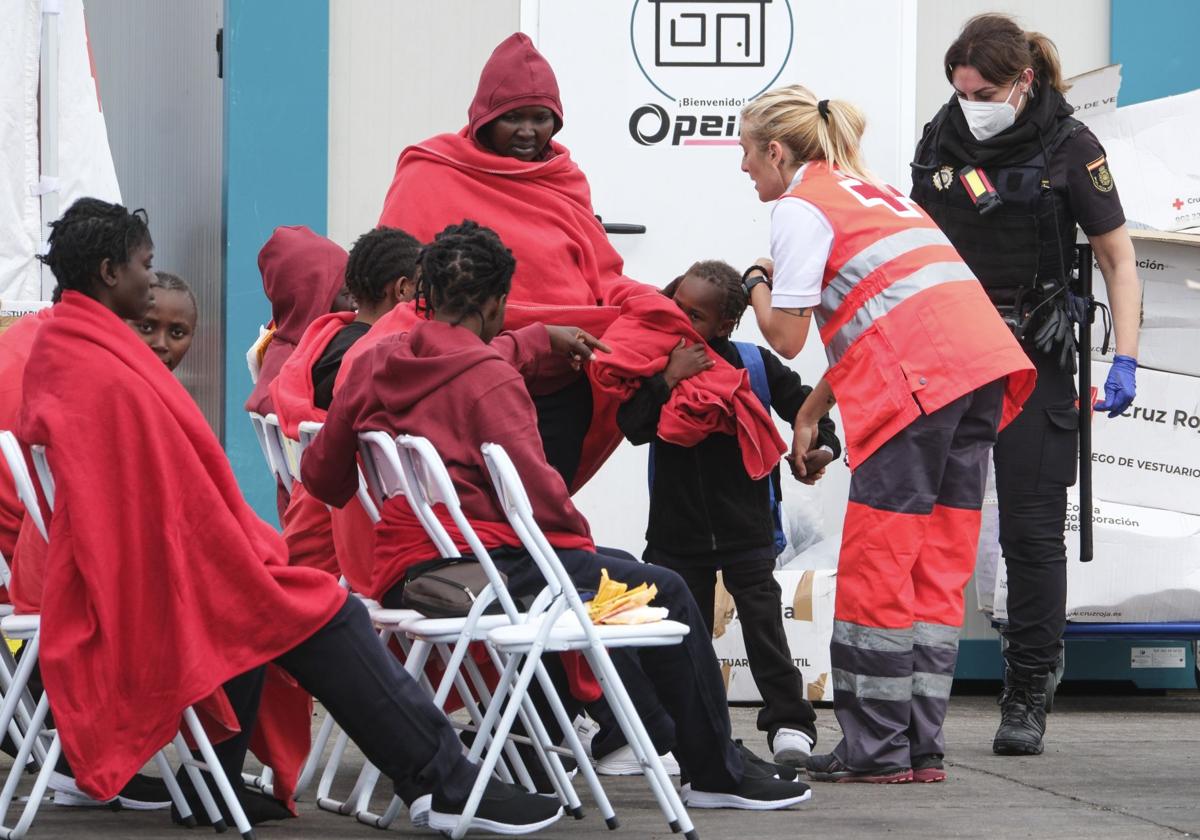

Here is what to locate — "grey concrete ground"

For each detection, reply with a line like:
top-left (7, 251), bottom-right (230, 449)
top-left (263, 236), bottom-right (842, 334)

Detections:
top-left (10, 693), bottom-right (1199, 839)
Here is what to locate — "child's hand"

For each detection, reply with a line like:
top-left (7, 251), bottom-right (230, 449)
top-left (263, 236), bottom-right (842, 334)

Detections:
top-left (794, 448), bottom-right (834, 485)
top-left (752, 257), bottom-right (774, 280)
top-left (547, 326), bottom-right (612, 369)
top-left (664, 339), bottom-right (713, 388)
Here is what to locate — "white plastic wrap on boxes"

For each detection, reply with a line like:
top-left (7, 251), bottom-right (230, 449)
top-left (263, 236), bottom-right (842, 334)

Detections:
top-left (711, 569), bottom-right (836, 703)
top-left (1089, 229), bottom-right (1200, 378)
top-left (982, 361), bottom-right (1200, 624)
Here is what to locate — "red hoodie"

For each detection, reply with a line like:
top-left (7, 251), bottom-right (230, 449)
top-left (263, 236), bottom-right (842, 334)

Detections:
top-left (245, 227), bottom-right (348, 415)
top-left (303, 320), bottom-right (593, 599)
top-left (467, 33), bottom-right (564, 147)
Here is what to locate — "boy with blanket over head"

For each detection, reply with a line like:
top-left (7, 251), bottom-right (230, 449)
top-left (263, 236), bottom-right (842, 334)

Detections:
top-left (303, 221), bottom-right (815, 812)
top-left (618, 260), bottom-right (841, 769)
top-left (17, 197), bottom-right (563, 836)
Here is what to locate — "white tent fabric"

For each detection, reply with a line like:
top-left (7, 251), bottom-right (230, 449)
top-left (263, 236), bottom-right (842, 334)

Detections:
top-left (0, 2), bottom-right (43, 302)
top-left (56, 0), bottom-right (120, 222)
top-left (0, 0), bottom-right (120, 303)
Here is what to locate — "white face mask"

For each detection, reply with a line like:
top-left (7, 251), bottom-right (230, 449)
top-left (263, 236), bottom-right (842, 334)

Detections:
top-left (959, 80), bottom-right (1025, 141)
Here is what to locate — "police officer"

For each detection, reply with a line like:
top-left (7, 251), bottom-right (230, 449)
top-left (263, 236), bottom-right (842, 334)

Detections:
top-left (911, 14), bottom-right (1142, 756)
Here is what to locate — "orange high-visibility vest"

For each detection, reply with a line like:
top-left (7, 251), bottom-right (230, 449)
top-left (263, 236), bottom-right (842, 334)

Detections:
top-left (785, 162), bottom-right (1035, 468)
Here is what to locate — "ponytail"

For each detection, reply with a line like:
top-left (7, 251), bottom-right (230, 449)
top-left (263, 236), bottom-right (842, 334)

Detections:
top-left (1027, 30), bottom-right (1070, 94)
top-left (740, 85), bottom-right (880, 186)
top-left (945, 13), bottom-right (1071, 96)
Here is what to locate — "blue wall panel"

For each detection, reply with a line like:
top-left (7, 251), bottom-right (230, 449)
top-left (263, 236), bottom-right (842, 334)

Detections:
top-left (222, 0), bottom-right (329, 522)
top-left (1112, 0), bottom-right (1200, 105)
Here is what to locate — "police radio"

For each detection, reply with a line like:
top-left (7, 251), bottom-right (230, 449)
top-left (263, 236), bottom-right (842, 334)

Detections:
top-left (958, 166), bottom-right (1003, 215)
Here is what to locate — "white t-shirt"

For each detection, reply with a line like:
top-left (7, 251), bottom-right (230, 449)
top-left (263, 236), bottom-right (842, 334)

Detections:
top-left (769, 171), bottom-right (833, 310)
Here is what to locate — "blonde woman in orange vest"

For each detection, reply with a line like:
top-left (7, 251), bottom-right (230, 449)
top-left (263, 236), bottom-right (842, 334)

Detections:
top-left (737, 85), bottom-right (1035, 784)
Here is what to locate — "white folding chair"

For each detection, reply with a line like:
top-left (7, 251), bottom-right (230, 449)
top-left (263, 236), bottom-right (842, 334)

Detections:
top-left (247, 412), bottom-right (292, 496)
top-left (345, 432), bottom-right (595, 830)
top-left (0, 437), bottom-right (257, 840)
top-left (0, 435), bottom-right (51, 767)
top-left (478, 442), bottom-right (697, 840)
top-left (390, 436), bottom-right (616, 819)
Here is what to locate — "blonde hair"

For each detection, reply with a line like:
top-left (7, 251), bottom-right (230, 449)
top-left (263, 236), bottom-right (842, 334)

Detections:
top-left (945, 14), bottom-right (1071, 95)
top-left (740, 85), bottom-right (878, 185)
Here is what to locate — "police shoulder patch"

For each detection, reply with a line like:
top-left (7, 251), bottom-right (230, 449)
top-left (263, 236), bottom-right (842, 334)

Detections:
top-left (1086, 155), bottom-right (1114, 193)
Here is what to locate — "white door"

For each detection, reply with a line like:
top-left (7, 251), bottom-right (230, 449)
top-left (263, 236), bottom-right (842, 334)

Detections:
top-left (524, 0), bottom-right (918, 561)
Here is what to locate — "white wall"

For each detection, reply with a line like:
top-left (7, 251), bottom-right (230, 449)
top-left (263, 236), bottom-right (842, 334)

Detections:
top-left (915, 0), bottom-right (1111, 144)
top-left (327, 0), bottom-right (521, 248)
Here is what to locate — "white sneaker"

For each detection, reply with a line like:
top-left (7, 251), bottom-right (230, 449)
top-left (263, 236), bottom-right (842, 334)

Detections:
top-left (770, 729), bottom-right (814, 767)
top-left (49, 771), bottom-right (171, 810)
top-left (594, 745), bottom-right (680, 776)
top-left (409, 793), bottom-right (432, 828)
top-left (571, 714), bottom-right (600, 755)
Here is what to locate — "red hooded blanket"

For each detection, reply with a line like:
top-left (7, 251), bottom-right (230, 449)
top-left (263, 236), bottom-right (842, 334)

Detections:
top-left (19, 292), bottom-right (347, 801)
top-left (377, 34), bottom-right (783, 487)
top-left (245, 226), bottom-right (349, 416)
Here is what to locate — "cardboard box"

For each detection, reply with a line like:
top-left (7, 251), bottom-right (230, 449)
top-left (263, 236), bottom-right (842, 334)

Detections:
top-left (1091, 361), bottom-right (1200, 516)
top-left (0, 300), bottom-right (49, 336)
top-left (711, 569), bottom-right (836, 703)
top-left (1082, 88), bottom-right (1200, 232)
top-left (982, 360), bottom-right (1200, 623)
top-left (1089, 229), bottom-right (1200, 377)
top-left (1064, 496), bottom-right (1200, 622)
top-left (1066, 64), bottom-right (1122, 118)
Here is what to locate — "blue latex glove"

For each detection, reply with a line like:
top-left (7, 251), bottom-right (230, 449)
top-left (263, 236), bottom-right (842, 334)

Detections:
top-left (1094, 355), bottom-right (1137, 417)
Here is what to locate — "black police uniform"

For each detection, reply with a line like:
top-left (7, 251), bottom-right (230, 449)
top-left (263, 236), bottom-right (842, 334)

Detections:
top-left (910, 91), bottom-right (1126, 681)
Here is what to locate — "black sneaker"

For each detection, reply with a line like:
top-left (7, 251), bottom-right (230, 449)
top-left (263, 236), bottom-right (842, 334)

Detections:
top-left (529, 752), bottom-right (578, 796)
top-left (168, 776), bottom-right (293, 828)
top-left (806, 753), bottom-right (912, 784)
top-left (736, 740), bottom-right (798, 782)
top-left (429, 778), bottom-right (563, 835)
top-left (993, 672), bottom-right (1048, 756)
top-left (683, 760), bottom-right (812, 810)
top-left (912, 754), bottom-right (946, 783)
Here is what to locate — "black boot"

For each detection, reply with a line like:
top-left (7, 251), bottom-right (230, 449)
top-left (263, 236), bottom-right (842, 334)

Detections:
top-left (992, 667), bottom-right (1048, 756)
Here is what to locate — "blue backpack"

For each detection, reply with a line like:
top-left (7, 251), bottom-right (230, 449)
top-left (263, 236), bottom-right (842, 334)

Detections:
top-left (648, 341), bottom-right (787, 555)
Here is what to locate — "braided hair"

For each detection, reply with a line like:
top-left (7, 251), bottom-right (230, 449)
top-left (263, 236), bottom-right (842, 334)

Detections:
top-left (344, 226), bottom-right (422, 305)
top-left (151, 271), bottom-right (196, 310)
top-left (40, 198), bottom-right (152, 300)
top-left (414, 220), bottom-right (516, 325)
top-left (662, 260), bottom-right (748, 326)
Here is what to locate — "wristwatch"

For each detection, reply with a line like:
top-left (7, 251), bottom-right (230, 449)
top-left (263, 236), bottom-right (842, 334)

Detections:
top-left (742, 265), bottom-right (772, 296)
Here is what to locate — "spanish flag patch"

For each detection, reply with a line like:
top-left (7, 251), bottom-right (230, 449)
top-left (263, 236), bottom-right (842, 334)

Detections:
top-left (1086, 155), bottom-right (1114, 193)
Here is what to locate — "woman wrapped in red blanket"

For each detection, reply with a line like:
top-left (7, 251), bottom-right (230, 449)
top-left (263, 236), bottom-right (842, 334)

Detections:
top-left (16, 198), bottom-right (562, 836)
top-left (375, 32), bottom-right (783, 491)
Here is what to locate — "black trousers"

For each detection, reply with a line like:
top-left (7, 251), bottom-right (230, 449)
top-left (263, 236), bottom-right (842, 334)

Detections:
top-left (489, 546), bottom-right (745, 791)
top-left (532, 374), bottom-right (593, 490)
top-left (993, 344), bottom-right (1077, 674)
top-left (216, 596), bottom-right (477, 806)
top-left (645, 546), bottom-right (817, 743)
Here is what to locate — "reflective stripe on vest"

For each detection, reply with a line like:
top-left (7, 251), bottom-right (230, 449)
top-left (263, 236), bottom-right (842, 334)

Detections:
top-left (821, 260), bottom-right (973, 362)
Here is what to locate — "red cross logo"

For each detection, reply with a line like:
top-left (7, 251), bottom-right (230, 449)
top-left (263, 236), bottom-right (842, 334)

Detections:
top-left (1173, 198), bottom-right (1184, 210)
top-left (839, 176), bottom-right (921, 218)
